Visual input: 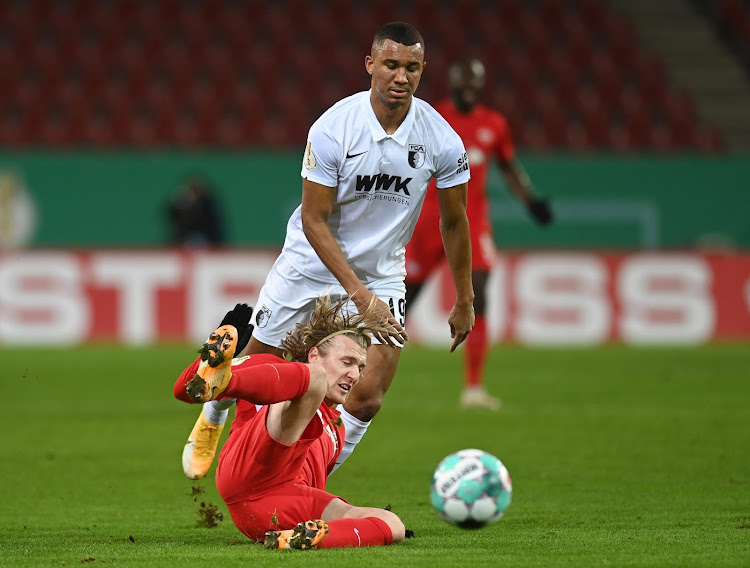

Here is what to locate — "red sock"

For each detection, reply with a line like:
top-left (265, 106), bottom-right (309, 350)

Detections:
top-left (172, 357), bottom-right (310, 404)
top-left (318, 517), bottom-right (393, 548)
top-left (464, 315), bottom-right (488, 387)
top-left (222, 360), bottom-right (310, 404)
top-left (173, 358), bottom-right (201, 402)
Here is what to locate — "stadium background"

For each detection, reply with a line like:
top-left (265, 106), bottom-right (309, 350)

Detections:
top-left (1, 0), bottom-right (749, 345)
top-left (2, 3), bottom-right (750, 567)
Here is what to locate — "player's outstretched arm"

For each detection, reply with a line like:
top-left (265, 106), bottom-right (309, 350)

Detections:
top-left (300, 178), bottom-right (408, 346)
top-left (437, 182), bottom-right (475, 352)
top-left (500, 159), bottom-right (553, 225)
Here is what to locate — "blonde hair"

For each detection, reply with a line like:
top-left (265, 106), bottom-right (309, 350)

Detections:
top-left (281, 295), bottom-right (390, 362)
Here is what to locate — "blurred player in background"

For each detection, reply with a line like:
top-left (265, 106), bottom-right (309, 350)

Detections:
top-left (173, 299), bottom-right (406, 549)
top-left (166, 175), bottom-right (224, 247)
top-left (182, 22), bottom-right (475, 480)
top-left (405, 58), bottom-right (553, 411)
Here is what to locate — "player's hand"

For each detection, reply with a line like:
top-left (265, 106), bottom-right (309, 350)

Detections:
top-left (448, 301), bottom-right (475, 352)
top-left (353, 294), bottom-right (409, 347)
top-left (527, 197), bottom-right (553, 225)
top-left (219, 303), bottom-right (254, 355)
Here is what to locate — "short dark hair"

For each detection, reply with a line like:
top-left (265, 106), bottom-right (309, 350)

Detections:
top-left (372, 22), bottom-right (425, 52)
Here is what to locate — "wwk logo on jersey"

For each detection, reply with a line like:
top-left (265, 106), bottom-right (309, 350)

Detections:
top-left (355, 174), bottom-right (412, 195)
top-left (354, 173), bottom-right (412, 205)
top-left (408, 144), bottom-right (425, 168)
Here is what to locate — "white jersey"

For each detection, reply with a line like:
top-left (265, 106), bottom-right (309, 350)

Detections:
top-left (282, 90), bottom-right (470, 284)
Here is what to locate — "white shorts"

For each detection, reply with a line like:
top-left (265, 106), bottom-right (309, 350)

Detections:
top-left (252, 254), bottom-right (407, 348)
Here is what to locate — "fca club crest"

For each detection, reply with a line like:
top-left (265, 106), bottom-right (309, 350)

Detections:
top-left (408, 144), bottom-right (425, 168)
top-left (256, 305), bottom-right (272, 328)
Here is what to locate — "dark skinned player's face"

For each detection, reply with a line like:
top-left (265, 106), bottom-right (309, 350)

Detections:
top-left (366, 39), bottom-right (426, 110)
top-left (451, 66), bottom-right (485, 113)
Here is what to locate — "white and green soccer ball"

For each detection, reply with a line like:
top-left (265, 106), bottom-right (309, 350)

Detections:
top-left (430, 449), bottom-right (512, 529)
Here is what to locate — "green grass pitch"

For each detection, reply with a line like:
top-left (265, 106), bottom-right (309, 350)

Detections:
top-left (2, 343), bottom-right (749, 567)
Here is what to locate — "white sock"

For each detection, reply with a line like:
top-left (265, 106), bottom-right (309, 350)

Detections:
top-left (330, 408), bottom-right (371, 475)
top-left (202, 398), bottom-right (235, 426)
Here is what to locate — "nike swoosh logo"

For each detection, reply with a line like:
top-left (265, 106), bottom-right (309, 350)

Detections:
top-left (346, 151), bottom-right (368, 159)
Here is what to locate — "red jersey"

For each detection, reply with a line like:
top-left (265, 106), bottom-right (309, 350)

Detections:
top-left (210, 354), bottom-right (345, 505)
top-left (421, 99), bottom-right (516, 224)
top-left (406, 101), bottom-right (515, 280)
top-left (174, 353), bottom-right (346, 540)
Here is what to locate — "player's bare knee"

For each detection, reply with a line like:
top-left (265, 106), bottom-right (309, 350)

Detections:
top-left (387, 512), bottom-right (406, 543)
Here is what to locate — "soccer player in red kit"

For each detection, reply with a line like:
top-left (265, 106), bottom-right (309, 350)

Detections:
top-left (405, 59), bottom-right (553, 410)
top-left (173, 299), bottom-right (406, 550)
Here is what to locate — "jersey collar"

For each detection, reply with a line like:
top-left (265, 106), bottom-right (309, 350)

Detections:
top-left (364, 90), bottom-right (416, 147)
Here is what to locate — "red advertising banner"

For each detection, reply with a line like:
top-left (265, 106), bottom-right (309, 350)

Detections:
top-left (0, 250), bottom-right (748, 346)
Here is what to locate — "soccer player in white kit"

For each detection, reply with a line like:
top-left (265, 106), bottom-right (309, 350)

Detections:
top-left (182, 22), bottom-right (475, 479)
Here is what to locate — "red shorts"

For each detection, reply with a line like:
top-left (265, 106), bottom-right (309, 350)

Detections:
top-left (406, 217), bottom-right (495, 283)
top-left (226, 484), bottom-right (343, 541)
top-left (216, 405), bottom-right (343, 541)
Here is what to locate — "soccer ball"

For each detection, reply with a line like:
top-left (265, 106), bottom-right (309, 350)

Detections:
top-left (430, 448), bottom-right (512, 529)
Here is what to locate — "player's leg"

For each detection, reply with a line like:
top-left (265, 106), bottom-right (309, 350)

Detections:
top-left (183, 399), bottom-right (235, 479)
top-left (183, 345), bottom-right (288, 479)
top-left (465, 270), bottom-right (490, 390)
top-left (264, 497), bottom-right (404, 549)
top-left (404, 219), bottom-right (444, 319)
top-left (460, 231), bottom-right (500, 410)
top-left (321, 497), bottom-right (405, 544)
top-left (245, 335), bottom-right (285, 357)
top-left (403, 280), bottom-right (424, 319)
top-left (332, 281), bottom-right (406, 472)
top-left (181, 304), bottom-right (256, 475)
top-left (333, 342), bottom-right (401, 473)
top-left (182, 255), bottom-right (313, 479)
top-left (343, 341), bottom-right (401, 421)
top-left (179, 323), bottom-right (239, 479)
